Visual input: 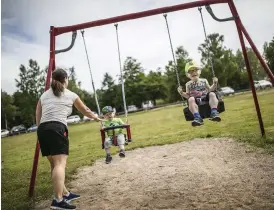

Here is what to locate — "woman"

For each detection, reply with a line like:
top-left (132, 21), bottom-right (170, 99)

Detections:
top-left (36, 68), bottom-right (102, 210)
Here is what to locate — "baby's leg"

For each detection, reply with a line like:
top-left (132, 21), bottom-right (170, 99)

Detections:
top-left (117, 134), bottom-right (126, 157)
top-left (104, 137), bottom-right (112, 155)
top-left (117, 134), bottom-right (125, 150)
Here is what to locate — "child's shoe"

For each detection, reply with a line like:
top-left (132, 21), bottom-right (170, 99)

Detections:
top-left (105, 154), bottom-right (112, 164)
top-left (119, 150), bottom-right (126, 158)
top-left (191, 117), bottom-right (204, 126)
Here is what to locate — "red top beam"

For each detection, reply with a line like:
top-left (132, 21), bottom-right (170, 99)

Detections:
top-left (54, 0), bottom-right (228, 36)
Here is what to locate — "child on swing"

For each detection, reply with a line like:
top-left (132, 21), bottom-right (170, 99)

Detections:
top-left (177, 61), bottom-right (221, 126)
top-left (101, 106), bottom-right (126, 164)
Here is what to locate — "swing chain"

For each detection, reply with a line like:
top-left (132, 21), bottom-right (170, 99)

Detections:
top-left (80, 29), bottom-right (101, 116)
top-left (163, 13), bottom-right (186, 105)
top-left (198, 6), bottom-right (215, 78)
top-left (163, 13), bottom-right (181, 87)
top-left (114, 23), bottom-right (128, 123)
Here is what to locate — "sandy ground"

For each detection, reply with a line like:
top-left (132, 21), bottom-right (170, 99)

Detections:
top-left (35, 138), bottom-right (274, 210)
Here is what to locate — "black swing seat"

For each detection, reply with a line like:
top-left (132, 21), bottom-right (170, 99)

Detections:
top-left (100, 125), bottom-right (132, 149)
top-left (183, 92), bottom-right (225, 121)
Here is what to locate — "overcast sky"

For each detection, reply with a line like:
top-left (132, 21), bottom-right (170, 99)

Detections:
top-left (2, 0), bottom-right (274, 94)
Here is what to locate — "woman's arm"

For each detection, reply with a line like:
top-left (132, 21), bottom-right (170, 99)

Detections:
top-left (73, 97), bottom-right (102, 121)
top-left (35, 100), bottom-right (42, 126)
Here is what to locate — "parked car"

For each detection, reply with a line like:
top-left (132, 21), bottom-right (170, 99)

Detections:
top-left (10, 125), bottom-right (27, 136)
top-left (66, 115), bottom-right (81, 124)
top-left (220, 86), bottom-right (235, 96)
top-left (128, 105), bottom-right (138, 112)
top-left (254, 80), bottom-right (273, 89)
top-left (1, 129), bottom-right (10, 138)
top-left (27, 124), bottom-right (38, 132)
top-left (83, 112), bottom-right (98, 122)
top-left (142, 101), bottom-right (154, 109)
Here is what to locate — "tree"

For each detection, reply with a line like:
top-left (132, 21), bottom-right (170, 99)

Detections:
top-left (1, 90), bottom-right (17, 129)
top-left (102, 73), bottom-right (115, 90)
top-left (198, 33), bottom-right (228, 86)
top-left (164, 46), bottom-right (191, 102)
top-left (123, 57), bottom-right (146, 107)
top-left (263, 37), bottom-right (274, 75)
top-left (67, 66), bottom-right (77, 83)
top-left (235, 49), bottom-right (246, 72)
top-left (100, 73), bottom-right (121, 109)
top-left (246, 47), bottom-right (266, 80)
top-left (82, 90), bottom-right (97, 113)
top-left (66, 67), bottom-right (87, 116)
top-left (235, 47), bottom-right (267, 85)
top-left (15, 59), bottom-right (45, 99)
top-left (14, 59), bottom-right (46, 126)
top-left (199, 33), bottom-right (225, 66)
top-left (144, 70), bottom-right (167, 105)
top-left (234, 49), bottom-right (252, 90)
top-left (198, 33), bottom-right (241, 87)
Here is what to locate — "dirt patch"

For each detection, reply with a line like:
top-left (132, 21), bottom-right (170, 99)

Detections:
top-left (35, 138), bottom-right (274, 210)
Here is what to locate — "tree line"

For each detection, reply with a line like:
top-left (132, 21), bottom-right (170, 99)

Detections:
top-left (1, 33), bottom-right (274, 129)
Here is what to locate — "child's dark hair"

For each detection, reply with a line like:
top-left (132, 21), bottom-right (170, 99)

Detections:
top-left (51, 68), bottom-right (68, 97)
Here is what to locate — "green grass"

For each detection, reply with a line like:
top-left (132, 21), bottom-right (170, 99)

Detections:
top-left (2, 89), bottom-right (274, 209)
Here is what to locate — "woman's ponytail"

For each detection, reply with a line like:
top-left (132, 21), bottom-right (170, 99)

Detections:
top-left (51, 79), bottom-right (64, 97)
top-left (51, 68), bottom-right (68, 97)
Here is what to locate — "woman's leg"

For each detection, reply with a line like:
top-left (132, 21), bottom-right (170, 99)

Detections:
top-left (50, 154), bottom-right (67, 201)
top-left (47, 156), bottom-right (70, 196)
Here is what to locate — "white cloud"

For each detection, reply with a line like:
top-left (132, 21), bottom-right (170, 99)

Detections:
top-left (1, 0), bottom-right (274, 94)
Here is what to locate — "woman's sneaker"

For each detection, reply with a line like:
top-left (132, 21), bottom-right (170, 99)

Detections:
top-left (63, 192), bottom-right (80, 202)
top-left (50, 199), bottom-right (76, 209)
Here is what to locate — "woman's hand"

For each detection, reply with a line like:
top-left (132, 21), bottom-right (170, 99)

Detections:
top-left (74, 97), bottom-right (105, 121)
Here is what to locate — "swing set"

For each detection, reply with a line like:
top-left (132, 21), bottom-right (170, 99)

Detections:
top-left (29, 0), bottom-right (274, 197)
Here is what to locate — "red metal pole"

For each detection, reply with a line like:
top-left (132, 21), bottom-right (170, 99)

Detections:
top-left (228, 2), bottom-right (265, 137)
top-left (54, 0), bottom-right (228, 36)
top-left (28, 139), bottom-right (41, 197)
top-left (100, 129), bottom-right (105, 149)
top-left (126, 125), bottom-right (132, 141)
top-left (29, 26), bottom-right (56, 197)
top-left (228, 0), bottom-right (274, 83)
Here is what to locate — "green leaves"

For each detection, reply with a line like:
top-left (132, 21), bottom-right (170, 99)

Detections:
top-left (2, 35), bottom-right (273, 129)
top-left (263, 37), bottom-right (274, 75)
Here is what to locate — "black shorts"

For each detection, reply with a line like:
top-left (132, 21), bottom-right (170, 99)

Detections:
top-left (188, 92), bottom-right (218, 105)
top-left (37, 121), bottom-right (69, 157)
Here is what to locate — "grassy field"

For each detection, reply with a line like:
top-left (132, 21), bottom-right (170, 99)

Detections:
top-left (1, 89), bottom-right (274, 209)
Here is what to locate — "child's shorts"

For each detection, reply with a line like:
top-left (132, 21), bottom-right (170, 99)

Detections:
top-left (104, 133), bottom-right (125, 149)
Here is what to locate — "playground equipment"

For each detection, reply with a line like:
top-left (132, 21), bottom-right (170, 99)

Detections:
top-left (29, 0), bottom-right (274, 198)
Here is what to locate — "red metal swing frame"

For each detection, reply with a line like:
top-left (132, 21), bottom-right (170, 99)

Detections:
top-left (29, 0), bottom-right (274, 197)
